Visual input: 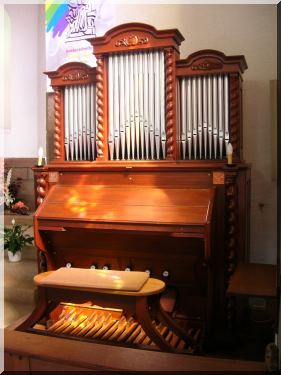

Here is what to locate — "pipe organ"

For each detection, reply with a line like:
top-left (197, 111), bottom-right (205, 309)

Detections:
top-left (5, 23), bottom-right (251, 371)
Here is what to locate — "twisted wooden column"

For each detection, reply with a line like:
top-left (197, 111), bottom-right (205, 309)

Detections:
top-left (229, 74), bottom-right (240, 161)
top-left (96, 55), bottom-right (106, 160)
top-left (225, 169), bottom-right (238, 327)
top-left (225, 171), bottom-right (238, 278)
top-left (165, 48), bottom-right (177, 160)
top-left (53, 87), bottom-right (63, 159)
top-left (35, 171), bottom-right (48, 207)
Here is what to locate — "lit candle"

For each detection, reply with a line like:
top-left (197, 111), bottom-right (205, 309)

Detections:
top-left (226, 142), bottom-right (233, 165)
top-left (38, 147), bottom-right (44, 166)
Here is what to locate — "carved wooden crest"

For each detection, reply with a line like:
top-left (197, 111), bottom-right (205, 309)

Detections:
top-left (191, 59), bottom-right (223, 71)
top-left (115, 35), bottom-right (149, 47)
top-left (62, 71), bottom-right (89, 81)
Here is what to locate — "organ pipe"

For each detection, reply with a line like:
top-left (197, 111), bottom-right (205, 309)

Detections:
top-left (64, 84), bottom-right (96, 161)
top-left (179, 74), bottom-right (230, 160)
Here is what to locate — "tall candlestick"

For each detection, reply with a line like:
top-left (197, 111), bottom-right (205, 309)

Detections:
top-left (226, 142), bottom-right (233, 165)
top-left (38, 147), bottom-right (44, 166)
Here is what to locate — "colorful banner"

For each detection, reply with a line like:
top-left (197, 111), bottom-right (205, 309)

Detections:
top-left (45, 0), bottom-right (115, 71)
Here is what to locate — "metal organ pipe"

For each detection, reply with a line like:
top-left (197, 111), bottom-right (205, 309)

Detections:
top-left (154, 51), bottom-right (160, 160)
top-left (86, 85), bottom-right (91, 160)
top-left (179, 74), bottom-right (230, 160)
top-left (134, 53), bottom-right (140, 160)
top-left (64, 87), bottom-right (69, 161)
top-left (143, 53), bottom-right (149, 159)
top-left (129, 54), bottom-right (136, 159)
top-left (202, 77), bottom-right (208, 159)
top-left (108, 55), bottom-right (114, 160)
top-left (138, 53), bottom-right (144, 160)
top-left (107, 50), bottom-right (166, 160)
top-left (160, 51), bottom-right (166, 158)
top-left (119, 55), bottom-right (126, 161)
top-left (64, 84), bottom-right (96, 161)
top-left (113, 55), bottom-right (120, 160)
top-left (187, 78), bottom-right (192, 160)
top-left (212, 75), bottom-right (218, 159)
top-left (81, 86), bottom-right (86, 160)
top-left (224, 74), bottom-right (230, 151)
top-left (78, 85), bottom-right (83, 160)
top-left (148, 51), bottom-right (155, 160)
top-left (207, 76), bottom-right (213, 159)
top-left (218, 75), bottom-right (224, 159)
top-left (192, 77), bottom-right (198, 160)
top-left (69, 86), bottom-right (74, 160)
top-left (124, 54), bottom-right (131, 159)
top-left (197, 77), bottom-right (203, 159)
top-left (90, 84), bottom-right (96, 159)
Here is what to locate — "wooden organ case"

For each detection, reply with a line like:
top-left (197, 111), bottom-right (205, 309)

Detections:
top-left (6, 23), bottom-right (251, 371)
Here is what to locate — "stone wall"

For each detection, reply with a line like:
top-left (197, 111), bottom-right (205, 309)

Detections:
top-left (4, 158), bottom-right (37, 212)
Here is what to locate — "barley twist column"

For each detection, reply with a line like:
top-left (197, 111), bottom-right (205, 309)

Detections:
top-left (165, 48), bottom-right (177, 160)
top-left (96, 55), bottom-right (106, 159)
top-left (54, 87), bottom-right (63, 159)
top-left (36, 171), bottom-right (48, 207)
top-left (225, 169), bottom-right (238, 327)
top-left (229, 75), bottom-right (240, 160)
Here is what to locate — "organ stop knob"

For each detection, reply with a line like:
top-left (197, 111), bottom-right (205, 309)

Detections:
top-left (162, 270), bottom-right (170, 278)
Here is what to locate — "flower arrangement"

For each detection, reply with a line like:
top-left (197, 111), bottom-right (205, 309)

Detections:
top-left (10, 200), bottom-right (29, 215)
top-left (4, 218), bottom-right (34, 256)
top-left (4, 169), bottom-right (14, 208)
top-left (4, 168), bottom-right (29, 214)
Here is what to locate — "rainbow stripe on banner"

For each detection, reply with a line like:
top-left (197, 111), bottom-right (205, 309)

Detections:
top-left (45, 1), bottom-right (69, 38)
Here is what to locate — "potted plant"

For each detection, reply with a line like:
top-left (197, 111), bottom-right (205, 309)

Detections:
top-left (4, 218), bottom-right (34, 262)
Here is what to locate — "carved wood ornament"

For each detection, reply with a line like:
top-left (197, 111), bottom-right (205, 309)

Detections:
top-left (165, 48), bottom-right (176, 159)
top-left (53, 88), bottom-right (62, 159)
top-left (96, 55), bottom-right (105, 159)
top-left (115, 35), bottom-right (149, 47)
top-left (36, 171), bottom-right (49, 207)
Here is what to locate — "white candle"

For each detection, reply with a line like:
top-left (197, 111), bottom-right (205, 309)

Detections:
top-left (38, 147), bottom-right (44, 166)
top-left (226, 142), bottom-right (233, 165)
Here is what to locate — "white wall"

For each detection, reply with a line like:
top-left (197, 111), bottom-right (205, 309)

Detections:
top-left (4, 4), bottom-right (45, 158)
top-left (4, 4), bottom-right (277, 264)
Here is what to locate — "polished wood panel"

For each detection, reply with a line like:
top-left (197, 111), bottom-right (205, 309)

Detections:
top-left (5, 329), bottom-right (265, 372)
top-left (36, 185), bottom-right (214, 226)
top-left (227, 263), bottom-right (277, 297)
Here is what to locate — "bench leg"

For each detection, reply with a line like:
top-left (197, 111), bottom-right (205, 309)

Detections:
top-left (135, 297), bottom-right (175, 352)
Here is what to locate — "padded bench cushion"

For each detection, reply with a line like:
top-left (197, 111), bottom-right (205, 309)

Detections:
top-left (36, 267), bottom-right (150, 292)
